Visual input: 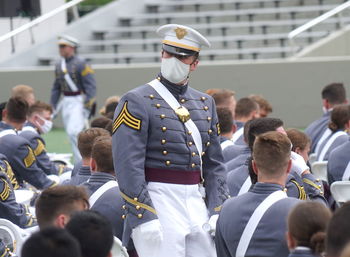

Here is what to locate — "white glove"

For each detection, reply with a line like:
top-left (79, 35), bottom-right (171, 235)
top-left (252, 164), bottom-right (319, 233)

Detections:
top-left (132, 219), bottom-right (163, 257)
top-left (291, 151), bottom-right (309, 176)
top-left (203, 214), bottom-right (219, 236)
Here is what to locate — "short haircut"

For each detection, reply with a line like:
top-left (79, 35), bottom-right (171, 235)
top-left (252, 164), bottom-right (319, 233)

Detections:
top-left (206, 89), bottom-right (235, 107)
top-left (216, 107), bottom-right (233, 134)
top-left (90, 116), bottom-right (112, 129)
top-left (91, 135), bottom-right (114, 174)
top-left (77, 128), bottom-right (110, 158)
top-left (329, 104), bottom-right (350, 132)
top-left (35, 185), bottom-right (89, 229)
top-left (235, 97), bottom-right (259, 119)
top-left (286, 129), bottom-right (311, 152)
top-left (322, 83), bottom-right (346, 105)
top-left (66, 210), bottom-right (114, 257)
top-left (252, 131), bottom-right (291, 177)
top-left (11, 85), bottom-right (34, 98)
top-left (326, 202), bottom-right (350, 257)
top-left (5, 97), bottom-right (28, 123)
top-left (21, 227), bottom-right (81, 257)
top-left (105, 101), bottom-right (119, 115)
top-left (249, 94), bottom-right (273, 113)
top-left (247, 117), bottom-right (284, 150)
top-left (27, 101), bottom-right (53, 117)
top-left (288, 202), bottom-right (332, 255)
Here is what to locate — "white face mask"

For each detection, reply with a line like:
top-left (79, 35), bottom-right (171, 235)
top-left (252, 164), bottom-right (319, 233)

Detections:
top-left (322, 106), bottom-right (328, 114)
top-left (161, 57), bottom-right (190, 84)
top-left (37, 115), bottom-right (53, 134)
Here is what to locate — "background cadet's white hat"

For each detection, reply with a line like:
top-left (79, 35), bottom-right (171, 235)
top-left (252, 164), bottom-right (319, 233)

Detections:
top-left (157, 24), bottom-right (210, 56)
top-left (57, 35), bottom-right (79, 47)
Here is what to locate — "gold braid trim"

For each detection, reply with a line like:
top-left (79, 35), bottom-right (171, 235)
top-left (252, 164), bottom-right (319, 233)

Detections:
top-left (120, 191), bottom-right (157, 215)
top-left (303, 178), bottom-right (322, 190)
top-left (290, 179), bottom-right (307, 200)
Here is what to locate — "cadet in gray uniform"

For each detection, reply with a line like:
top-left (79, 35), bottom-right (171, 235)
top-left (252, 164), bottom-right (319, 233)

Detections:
top-left (216, 132), bottom-right (300, 257)
top-left (51, 35), bottom-right (97, 163)
top-left (112, 24), bottom-right (229, 257)
top-left (327, 138), bottom-right (350, 185)
top-left (305, 83), bottom-right (347, 154)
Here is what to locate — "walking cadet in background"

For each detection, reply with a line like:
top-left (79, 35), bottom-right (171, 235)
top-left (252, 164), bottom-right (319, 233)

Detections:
top-left (50, 35), bottom-right (97, 163)
top-left (112, 24), bottom-right (229, 257)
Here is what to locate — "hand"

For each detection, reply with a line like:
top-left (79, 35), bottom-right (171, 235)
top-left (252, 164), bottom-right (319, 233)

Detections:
top-left (291, 151), bottom-right (310, 176)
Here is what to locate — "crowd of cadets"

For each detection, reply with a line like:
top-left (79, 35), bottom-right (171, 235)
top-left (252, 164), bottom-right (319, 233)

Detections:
top-left (1, 81), bottom-right (350, 257)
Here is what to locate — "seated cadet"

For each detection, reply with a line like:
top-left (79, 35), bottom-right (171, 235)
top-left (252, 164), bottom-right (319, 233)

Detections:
top-left (232, 97), bottom-right (260, 145)
top-left (216, 131), bottom-right (300, 257)
top-left (20, 101), bottom-right (68, 176)
top-left (64, 128), bottom-right (110, 186)
top-left (99, 95), bottom-right (120, 117)
top-left (286, 129), bottom-right (311, 163)
top-left (249, 94), bottom-right (273, 118)
top-left (287, 202), bottom-right (332, 257)
top-left (306, 83), bottom-right (347, 154)
top-left (66, 210), bottom-right (114, 257)
top-left (206, 89), bottom-right (237, 119)
top-left (316, 104), bottom-right (350, 161)
top-left (325, 202), bottom-right (350, 257)
top-left (90, 116), bottom-right (112, 129)
top-left (327, 137), bottom-right (350, 185)
top-left (35, 185), bottom-right (89, 229)
top-left (21, 227), bottom-right (81, 257)
top-left (0, 97), bottom-right (55, 189)
top-left (217, 107), bottom-right (236, 151)
top-left (11, 84), bottom-right (36, 106)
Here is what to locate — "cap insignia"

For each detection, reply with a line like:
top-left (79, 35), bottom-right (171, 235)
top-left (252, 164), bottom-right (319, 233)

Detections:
top-left (175, 27), bottom-right (187, 40)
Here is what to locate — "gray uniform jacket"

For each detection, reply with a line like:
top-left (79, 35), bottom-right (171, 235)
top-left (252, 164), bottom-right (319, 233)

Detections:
top-left (226, 145), bottom-right (251, 172)
top-left (288, 248), bottom-right (317, 257)
top-left (316, 130), bottom-right (348, 161)
top-left (64, 165), bottom-right (91, 186)
top-left (112, 75), bottom-right (229, 240)
top-left (0, 122), bottom-right (54, 189)
top-left (51, 55), bottom-right (96, 108)
top-left (305, 112), bottom-right (331, 154)
top-left (216, 183), bottom-right (300, 257)
top-left (327, 138), bottom-right (350, 185)
top-left (232, 120), bottom-right (245, 145)
top-left (222, 144), bottom-right (246, 163)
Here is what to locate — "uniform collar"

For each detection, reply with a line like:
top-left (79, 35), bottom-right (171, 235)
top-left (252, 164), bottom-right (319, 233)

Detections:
top-left (0, 121), bottom-right (15, 131)
top-left (89, 172), bottom-right (116, 182)
top-left (158, 73), bottom-right (188, 98)
top-left (251, 182), bottom-right (284, 194)
top-left (22, 122), bottom-right (40, 134)
top-left (78, 165), bottom-right (91, 176)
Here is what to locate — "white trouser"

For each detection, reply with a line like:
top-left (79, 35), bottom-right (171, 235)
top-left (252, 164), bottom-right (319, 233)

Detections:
top-left (143, 182), bottom-right (216, 257)
top-left (61, 95), bottom-right (85, 162)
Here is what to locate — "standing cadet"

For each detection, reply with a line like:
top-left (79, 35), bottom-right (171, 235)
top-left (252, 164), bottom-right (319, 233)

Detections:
top-left (51, 35), bottom-right (97, 163)
top-left (112, 24), bottom-right (229, 257)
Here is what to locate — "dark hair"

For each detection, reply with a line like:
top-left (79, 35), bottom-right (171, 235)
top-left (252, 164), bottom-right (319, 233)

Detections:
top-left (5, 97), bottom-right (28, 123)
top-left (326, 202), bottom-right (350, 257)
top-left (78, 128), bottom-right (110, 158)
top-left (35, 185), bottom-right (89, 229)
top-left (105, 101), bottom-right (118, 115)
top-left (91, 136), bottom-right (114, 174)
top-left (328, 104), bottom-right (350, 132)
top-left (27, 101), bottom-right (53, 117)
top-left (66, 210), bottom-right (114, 257)
top-left (104, 120), bottom-right (113, 135)
top-left (286, 129), bottom-right (311, 152)
top-left (235, 97), bottom-right (259, 119)
top-left (322, 83), bottom-right (346, 105)
top-left (90, 116), bottom-right (112, 129)
top-left (21, 227), bottom-right (81, 257)
top-left (288, 202), bottom-right (331, 255)
top-left (216, 107), bottom-right (233, 134)
top-left (206, 89), bottom-right (235, 107)
top-left (247, 117), bottom-right (284, 150)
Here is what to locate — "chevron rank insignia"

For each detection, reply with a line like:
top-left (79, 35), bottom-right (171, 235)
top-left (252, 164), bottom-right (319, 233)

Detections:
top-left (113, 101), bottom-right (142, 133)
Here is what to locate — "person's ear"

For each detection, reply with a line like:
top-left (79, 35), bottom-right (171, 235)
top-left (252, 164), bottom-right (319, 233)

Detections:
top-left (190, 59), bottom-right (199, 71)
top-left (90, 158), bottom-right (97, 172)
top-left (252, 160), bottom-right (258, 175)
top-left (286, 159), bottom-right (292, 174)
top-left (55, 214), bottom-right (68, 228)
top-left (286, 231), bottom-right (297, 250)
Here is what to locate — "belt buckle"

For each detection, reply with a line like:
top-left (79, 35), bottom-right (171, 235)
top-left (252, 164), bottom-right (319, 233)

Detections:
top-left (175, 106), bottom-right (190, 123)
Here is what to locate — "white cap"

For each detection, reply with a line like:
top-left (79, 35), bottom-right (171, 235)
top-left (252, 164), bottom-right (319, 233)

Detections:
top-left (157, 24), bottom-right (210, 55)
top-left (58, 35), bottom-right (79, 47)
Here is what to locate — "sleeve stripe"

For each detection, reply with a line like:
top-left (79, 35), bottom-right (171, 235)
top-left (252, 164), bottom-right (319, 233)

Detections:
top-left (112, 101), bottom-right (141, 133)
top-left (120, 191), bottom-right (157, 215)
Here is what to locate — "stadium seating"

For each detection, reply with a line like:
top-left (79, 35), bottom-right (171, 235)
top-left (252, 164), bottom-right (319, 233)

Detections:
top-left (311, 161), bottom-right (328, 183)
top-left (330, 181), bottom-right (350, 206)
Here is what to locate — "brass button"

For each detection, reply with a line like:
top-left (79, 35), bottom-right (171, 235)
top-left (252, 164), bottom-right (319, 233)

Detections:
top-left (207, 117), bottom-right (212, 121)
top-left (162, 150), bottom-right (168, 155)
top-left (160, 114), bottom-right (165, 119)
top-left (203, 106), bottom-right (209, 111)
top-left (192, 152), bottom-right (196, 157)
top-left (188, 131), bottom-right (192, 135)
top-left (316, 178), bottom-right (320, 182)
top-left (283, 188), bottom-right (288, 192)
top-left (191, 163), bottom-right (196, 168)
top-left (201, 96), bottom-right (206, 101)
top-left (122, 215), bottom-right (126, 219)
top-left (202, 152), bottom-right (205, 156)
top-left (161, 139), bottom-right (166, 145)
top-left (149, 94), bottom-right (154, 99)
top-left (122, 205), bottom-right (126, 210)
top-left (133, 197), bottom-right (138, 201)
top-left (137, 214), bottom-right (143, 219)
top-left (208, 129), bottom-right (213, 134)
top-left (206, 142), bottom-right (211, 147)
top-left (180, 99), bottom-right (186, 103)
top-left (166, 160), bottom-right (171, 166)
top-left (156, 103), bottom-right (161, 108)
top-left (136, 205), bottom-right (141, 210)
top-left (162, 127), bottom-right (167, 132)
top-left (188, 141), bottom-right (193, 146)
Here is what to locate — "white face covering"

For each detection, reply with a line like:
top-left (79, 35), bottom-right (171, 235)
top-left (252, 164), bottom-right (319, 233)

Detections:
top-left (161, 57), bottom-right (190, 84)
top-left (37, 115), bottom-right (53, 134)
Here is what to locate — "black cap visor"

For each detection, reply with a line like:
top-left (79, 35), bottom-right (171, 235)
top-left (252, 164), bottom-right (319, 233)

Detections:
top-left (162, 44), bottom-right (198, 57)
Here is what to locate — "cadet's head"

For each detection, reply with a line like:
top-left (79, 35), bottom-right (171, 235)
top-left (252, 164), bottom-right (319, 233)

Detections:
top-left (322, 83), bottom-right (347, 110)
top-left (3, 97), bottom-right (28, 128)
top-left (216, 107), bottom-right (235, 138)
top-left (286, 129), bottom-right (311, 162)
top-left (287, 202), bottom-right (332, 255)
top-left (90, 135), bottom-right (114, 175)
top-left (78, 128), bottom-right (110, 160)
top-left (27, 101), bottom-right (53, 134)
top-left (206, 89), bottom-right (236, 118)
top-left (235, 97), bottom-right (260, 122)
top-left (35, 185), bottom-right (89, 229)
top-left (249, 95), bottom-right (272, 118)
top-left (11, 85), bottom-right (35, 106)
top-left (21, 227), bottom-right (81, 257)
top-left (99, 95), bottom-right (120, 116)
top-left (326, 202), bottom-right (350, 257)
top-left (247, 117), bottom-right (285, 150)
top-left (252, 131), bottom-right (292, 182)
top-left (58, 35), bottom-right (78, 58)
top-left (157, 24), bottom-right (210, 85)
top-left (328, 104), bottom-right (350, 133)
top-left (66, 210), bottom-right (114, 257)
top-left (90, 116), bottom-right (112, 130)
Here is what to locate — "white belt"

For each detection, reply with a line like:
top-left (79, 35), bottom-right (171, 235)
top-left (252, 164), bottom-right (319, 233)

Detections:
top-left (315, 128), bottom-right (332, 154)
top-left (237, 176), bottom-right (252, 196)
top-left (0, 129), bottom-right (16, 138)
top-left (231, 127), bottom-right (244, 144)
top-left (89, 180), bottom-right (119, 207)
top-left (61, 58), bottom-right (79, 92)
top-left (317, 131), bottom-right (347, 161)
top-left (342, 161), bottom-right (350, 181)
top-left (221, 140), bottom-right (233, 151)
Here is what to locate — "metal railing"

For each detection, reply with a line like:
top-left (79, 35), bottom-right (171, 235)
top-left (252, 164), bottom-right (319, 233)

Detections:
top-left (0, 0), bottom-right (85, 53)
top-left (288, 0), bottom-right (350, 52)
